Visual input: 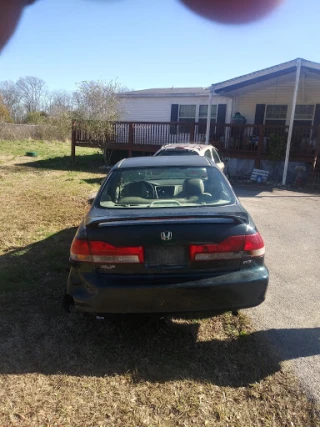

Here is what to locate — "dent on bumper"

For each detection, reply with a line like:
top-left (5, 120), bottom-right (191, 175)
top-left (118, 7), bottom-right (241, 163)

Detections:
top-left (67, 267), bottom-right (269, 314)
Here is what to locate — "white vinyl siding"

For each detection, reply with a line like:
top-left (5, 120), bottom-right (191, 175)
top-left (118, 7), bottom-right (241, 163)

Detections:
top-left (230, 73), bottom-right (320, 125)
top-left (121, 96), bottom-right (232, 122)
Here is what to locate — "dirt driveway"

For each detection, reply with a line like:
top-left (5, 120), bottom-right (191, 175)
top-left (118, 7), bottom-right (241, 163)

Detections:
top-left (236, 185), bottom-right (320, 404)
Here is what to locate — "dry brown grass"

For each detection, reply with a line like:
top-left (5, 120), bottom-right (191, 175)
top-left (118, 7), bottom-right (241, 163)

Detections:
top-left (0, 140), bottom-right (319, 427)
top-left (0, 123), bottom-right (69, 141)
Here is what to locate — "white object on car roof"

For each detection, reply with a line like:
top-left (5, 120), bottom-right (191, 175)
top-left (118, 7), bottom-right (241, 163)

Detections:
top-left (154, 143), bottom-right (225, 173)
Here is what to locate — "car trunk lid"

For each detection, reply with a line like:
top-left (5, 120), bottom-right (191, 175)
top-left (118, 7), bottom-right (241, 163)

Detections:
top-left (84, 212), bottom-right (249, 274)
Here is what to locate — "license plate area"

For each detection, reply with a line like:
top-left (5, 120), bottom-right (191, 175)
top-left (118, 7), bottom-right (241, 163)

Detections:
top-left (146, 245), bottom-right (187, 267)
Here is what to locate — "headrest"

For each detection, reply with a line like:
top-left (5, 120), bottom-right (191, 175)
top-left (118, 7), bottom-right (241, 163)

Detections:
top-left (183, 178), bottom-right (204, 196)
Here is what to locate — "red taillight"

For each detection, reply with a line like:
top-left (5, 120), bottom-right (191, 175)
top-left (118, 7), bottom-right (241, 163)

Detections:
top-left (190, 233), bottom-right (265, 261)
top-left (70, 238), bottom-right (144, 263)
top-left (89, 241), bottom-right (144, 263)
top-left (190, 235), bottom-right (245, 261)
top-left (70, 237), bottom-right (91, 262)
top-left (244, 233), bottom-right (265, 257)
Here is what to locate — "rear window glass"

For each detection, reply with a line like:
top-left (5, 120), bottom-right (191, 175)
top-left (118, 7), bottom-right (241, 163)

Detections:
top-left (98, 166), bottom-right (234, 209)
top-left (155, 149), bottom-right (198, 156)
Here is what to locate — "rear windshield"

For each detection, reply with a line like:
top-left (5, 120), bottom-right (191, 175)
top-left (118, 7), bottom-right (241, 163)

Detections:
top-left (98, 166), bottom-right (234, 209)
top-left (155, 149), bottom-right (198, 156)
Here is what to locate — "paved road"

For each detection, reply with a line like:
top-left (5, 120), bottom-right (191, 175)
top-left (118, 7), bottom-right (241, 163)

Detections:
top-left (236, 186), bottom-right (320, 404)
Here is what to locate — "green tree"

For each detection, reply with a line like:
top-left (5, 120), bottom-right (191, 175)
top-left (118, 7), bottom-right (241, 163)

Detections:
top-left (0, 100), bottom-right (13, 122)
top-left (268, 134), bottom-right (286, 182)
top-left (24, 111), bottom-right (48, 124)
top-left (0, 80), bottom-right (22, 122)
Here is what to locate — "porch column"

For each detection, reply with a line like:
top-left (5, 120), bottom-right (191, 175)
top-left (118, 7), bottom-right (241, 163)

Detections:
top-left (205, 89), bottom-right (213, 145)
top-left (282, 58), bottom-right (302, 185)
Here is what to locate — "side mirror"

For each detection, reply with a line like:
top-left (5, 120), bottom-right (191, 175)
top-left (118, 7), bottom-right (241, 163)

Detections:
top-left (87, 192), bottom-right (98, 205)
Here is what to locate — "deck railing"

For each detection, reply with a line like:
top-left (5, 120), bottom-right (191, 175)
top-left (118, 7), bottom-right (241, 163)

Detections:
top-left (72, 121), bottom-right (320, 165)
top-left (211, 123), bottom-right (320, 159)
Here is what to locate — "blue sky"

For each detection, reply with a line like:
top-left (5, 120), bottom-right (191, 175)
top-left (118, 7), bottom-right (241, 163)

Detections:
top-left (1, 0), bottom-right (320, 92)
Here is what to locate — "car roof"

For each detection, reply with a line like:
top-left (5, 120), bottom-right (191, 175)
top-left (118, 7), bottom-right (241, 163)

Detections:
top-left (159, 143), bottom-right (215, 151)
top-left (115, 155), bottom-right (212, 169)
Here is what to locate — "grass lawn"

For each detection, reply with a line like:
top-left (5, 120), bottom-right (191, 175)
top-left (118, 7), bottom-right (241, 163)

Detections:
top-left (0, 139), bottom-right (319, 426)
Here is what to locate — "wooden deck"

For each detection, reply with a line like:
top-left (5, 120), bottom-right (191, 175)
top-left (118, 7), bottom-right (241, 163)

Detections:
top-left (72, 121), bottom-right (320, 168)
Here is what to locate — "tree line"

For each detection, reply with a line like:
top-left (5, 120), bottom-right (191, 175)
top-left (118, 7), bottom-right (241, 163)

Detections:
top-left (0, 76), bottom-right (125, 126)
top-left (0, 77), bottom-right (128, 160)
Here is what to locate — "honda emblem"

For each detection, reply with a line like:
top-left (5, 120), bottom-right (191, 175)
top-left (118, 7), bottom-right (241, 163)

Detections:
top-left (161, 231), bottom-right (172, 241)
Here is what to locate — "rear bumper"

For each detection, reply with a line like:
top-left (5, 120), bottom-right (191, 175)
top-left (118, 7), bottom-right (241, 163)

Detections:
top-left (67, 266), bottom-right (269, 315)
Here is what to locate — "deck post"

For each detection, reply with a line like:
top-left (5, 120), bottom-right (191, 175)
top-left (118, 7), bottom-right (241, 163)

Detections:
top-left (255, 124), bottom-right (265, 168)
top-left (190, 122), bottom-right (195, 142)
top-left (314, 126), bottom-right (320, 168)
top-left (311, 126), bottom-right (320, 186)
top-left (282, 58), bottom-right (302, 185)
top-left (128, 122), bottom-right (134, 157)
top-left (205, 90), bottom-right (213, 145)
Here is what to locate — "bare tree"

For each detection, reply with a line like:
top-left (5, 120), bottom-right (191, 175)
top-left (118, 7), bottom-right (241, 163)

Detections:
top-left (0, 80), bottom-right (22, 122)
top-left (46, 89), bottom-right (74, 116)
top-left (73, 80), bottom-right (122, 120)
top-left (16, 76), bottom-right (47, 113)
top-left (73, 80), bottom-right (123, 164)
top-left (41, 90), bottom-right (75, 141)
top-left (0, 76), bottom-right (127, 143)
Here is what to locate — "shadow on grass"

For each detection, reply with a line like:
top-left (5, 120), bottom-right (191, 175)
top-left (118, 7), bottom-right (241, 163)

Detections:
top-left (81, 177), bottom-right (105, 185)
top-left (22, 153), bottom-right (105, 173)
top-left (0, 228), bottom-right (319, 387)
top-left (0, 227), bottom-right (76, 293)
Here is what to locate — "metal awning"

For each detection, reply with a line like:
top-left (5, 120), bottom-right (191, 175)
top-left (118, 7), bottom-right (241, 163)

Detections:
top-left (210, 58), bottom-right (320, 95)
top-left (206, 58), bottom-right (320, 184)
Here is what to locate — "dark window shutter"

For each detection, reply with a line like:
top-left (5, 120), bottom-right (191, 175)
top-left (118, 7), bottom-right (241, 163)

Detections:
top-left (215, 104), bottom-right (227, 140)
top-left (170, 104), bottom-right (179, 134)
top-left (170, 104), bottom-right (179, 121)
top-left (254, 104), bottom-right (266, 124)
top-left (313, 104), bottom-right (320, 126)
top-left (217, 104), bottom-right (227, 124)
top-left (312, 104), bottom-right (320, 139)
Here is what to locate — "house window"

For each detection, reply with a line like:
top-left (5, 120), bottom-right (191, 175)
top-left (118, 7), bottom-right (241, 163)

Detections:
top-left (265, 105), bottom-right (288, 120)
top-left (294, 105), bottom-right (314, 121)
top-left (199, 105), bottom-right (218, 119)
top-left (265, 105), bottom-right (288, 126)
top-left (198, 104), bottom-right (217, 135)
top-left (294, 105), bottom-right (314, 139)
top-left (178, 105), bottom-right (196, 133)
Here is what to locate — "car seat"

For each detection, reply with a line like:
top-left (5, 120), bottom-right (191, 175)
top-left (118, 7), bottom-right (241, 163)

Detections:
top-left (177, 178), bottom-right (212, 202)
